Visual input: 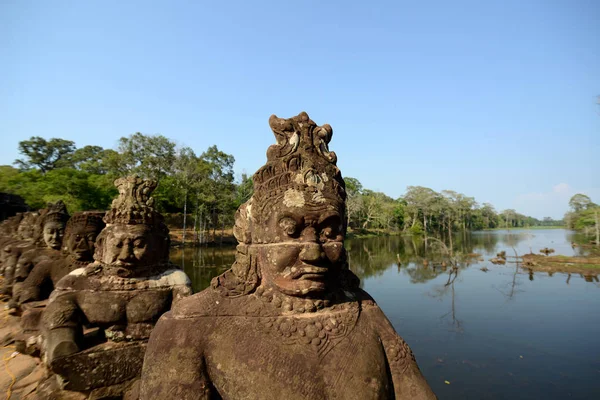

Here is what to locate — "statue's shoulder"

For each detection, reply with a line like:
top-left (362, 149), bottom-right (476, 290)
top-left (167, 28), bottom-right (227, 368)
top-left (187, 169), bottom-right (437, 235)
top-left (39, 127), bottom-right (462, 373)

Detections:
top-left (54, 263), bottom-right (98, 291)
top-left (151, 268), bottom-right (191, 288)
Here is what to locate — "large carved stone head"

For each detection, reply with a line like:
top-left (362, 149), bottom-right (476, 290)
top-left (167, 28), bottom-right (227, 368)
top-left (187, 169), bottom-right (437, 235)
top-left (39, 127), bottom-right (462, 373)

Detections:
top-left (93, 176), bottom-right (170, 275)
top-left (63, 211), bottom-right (106, 262)
top-left (42, 201), bottom-right (70, 250)
top-left (213, 112), bottom-right (357, 303)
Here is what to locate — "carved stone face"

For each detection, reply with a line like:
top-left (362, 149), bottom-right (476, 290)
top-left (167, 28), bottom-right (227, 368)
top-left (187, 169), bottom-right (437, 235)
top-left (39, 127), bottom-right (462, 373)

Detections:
top-left (43, 221), bottom-right (65, 250)
top-left (98, 225), bottom-right (164, 269)
top-left (66, 225), bottom-right (102, 261)
top-left (257, 206), bottom-right (345, 297)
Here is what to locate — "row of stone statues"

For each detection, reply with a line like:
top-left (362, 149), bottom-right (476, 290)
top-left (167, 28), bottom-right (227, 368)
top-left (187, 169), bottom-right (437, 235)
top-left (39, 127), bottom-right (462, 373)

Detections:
top-left (0, 112), bottom-right (436, 399)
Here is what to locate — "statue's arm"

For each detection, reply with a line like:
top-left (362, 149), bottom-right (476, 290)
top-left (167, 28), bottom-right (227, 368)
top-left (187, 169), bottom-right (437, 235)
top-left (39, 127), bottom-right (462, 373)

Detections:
top-left (140, 312), bottom-right (214, 399)
top-left (372, 308), bottom-right (437, 399)
top-left (17, 259), bottom-right (52, 304)
top-left (41, 290), bottom-right (83, 364)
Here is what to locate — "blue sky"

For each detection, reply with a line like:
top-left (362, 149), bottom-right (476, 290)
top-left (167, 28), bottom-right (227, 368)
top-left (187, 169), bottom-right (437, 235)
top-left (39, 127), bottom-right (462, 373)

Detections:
top-left (1, 0), bottom-right (598, 219)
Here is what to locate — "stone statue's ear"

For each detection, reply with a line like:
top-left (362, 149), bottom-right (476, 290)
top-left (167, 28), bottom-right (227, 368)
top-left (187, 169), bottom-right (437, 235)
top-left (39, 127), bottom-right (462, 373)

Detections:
top-left (233, 201), bottom-right (252, 244)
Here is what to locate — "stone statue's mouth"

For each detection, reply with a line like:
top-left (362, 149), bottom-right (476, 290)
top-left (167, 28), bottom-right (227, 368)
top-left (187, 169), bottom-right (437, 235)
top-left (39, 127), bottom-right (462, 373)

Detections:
top-left (293, 266), bottom-right (328, 279)
top-left (115, 261), bottom-right (135, 268)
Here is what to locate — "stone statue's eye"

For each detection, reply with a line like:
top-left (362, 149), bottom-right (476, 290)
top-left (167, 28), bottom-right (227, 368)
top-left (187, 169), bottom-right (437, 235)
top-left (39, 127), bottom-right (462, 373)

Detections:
top-left (320, 227), bottom-right (336, 242)
top-left (134, 239), bottom-right (146, 248)
top-left (279, 217), bottom-right (298, 237)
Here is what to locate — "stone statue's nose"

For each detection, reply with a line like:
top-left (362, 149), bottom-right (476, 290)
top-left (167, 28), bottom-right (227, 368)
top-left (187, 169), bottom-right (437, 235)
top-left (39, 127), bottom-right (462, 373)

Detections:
top-left (118, 243), bottom-right (134, 260)
top-left (299, 243), bottom-right (323, 262)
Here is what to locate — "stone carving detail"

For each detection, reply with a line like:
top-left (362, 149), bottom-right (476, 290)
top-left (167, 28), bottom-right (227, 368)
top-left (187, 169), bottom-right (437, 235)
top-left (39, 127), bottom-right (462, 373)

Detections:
top-left (140, 112), bottom-right (436, 400)
top-left (256, 302), bottom-right (359, 358)
top-left (386, 335), bottom-right (418, 375)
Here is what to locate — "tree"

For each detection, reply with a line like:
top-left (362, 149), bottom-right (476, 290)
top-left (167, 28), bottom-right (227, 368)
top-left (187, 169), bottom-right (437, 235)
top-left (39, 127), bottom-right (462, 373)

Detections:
top-left (15, 137), bottom-right (76, 173)
top-left (68, 145), bottom-right (112, 174)
top-left (569, 194), bottom-right (595, 212)
top-left (403, 186), bottom-right (438, 233)
top-left (235, 173), bottom-right (254, 207)
top-left (197, 145), bottom-right (236, 239)
top-left (344, 177), bottom-right (363, 228)
top-left (117, 133), bottom-right (176, 181)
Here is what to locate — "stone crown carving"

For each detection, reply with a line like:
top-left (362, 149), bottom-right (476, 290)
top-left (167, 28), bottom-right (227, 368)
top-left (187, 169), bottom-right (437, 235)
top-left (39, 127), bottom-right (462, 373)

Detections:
top-left (43, 200), bottom-right (70, 225)
top-left (65, 211), bottom-right (106, 235)
top-left (104, 176), bottom-right (161, 226)
top-left (251, 112), bottom-right (346, 223)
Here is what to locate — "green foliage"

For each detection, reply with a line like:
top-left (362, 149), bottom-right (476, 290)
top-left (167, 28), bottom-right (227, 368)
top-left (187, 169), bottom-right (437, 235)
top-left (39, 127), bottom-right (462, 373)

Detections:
top-left (565, 194), bottom-right (599, 236)
top-left (117, 132), bottom-right (177, 181)
top-left (15, 137), bottom-right (76, 172)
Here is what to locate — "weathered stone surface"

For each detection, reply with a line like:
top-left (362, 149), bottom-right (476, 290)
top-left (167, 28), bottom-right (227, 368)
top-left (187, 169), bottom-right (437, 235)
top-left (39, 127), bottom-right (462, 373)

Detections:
top-left (50, 342), bottom-right (146, 391)
top-left (41, 175), bottom-right (192, 396)
top-left (140, 112), bottom-right (436, 399)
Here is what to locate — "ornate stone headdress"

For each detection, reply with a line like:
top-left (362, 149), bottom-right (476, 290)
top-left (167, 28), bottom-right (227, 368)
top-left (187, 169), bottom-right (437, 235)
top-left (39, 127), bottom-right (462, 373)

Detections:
top-left (103, 176), bottom-right (162, 226)
top-left (214, 112), bottom-right (356, 299)
top-left (65, 211), bottom-right (106, 236)
top-left (238, 112), bottom-right (347, 244)
top-left (43, 200), bottom-right (70, 226)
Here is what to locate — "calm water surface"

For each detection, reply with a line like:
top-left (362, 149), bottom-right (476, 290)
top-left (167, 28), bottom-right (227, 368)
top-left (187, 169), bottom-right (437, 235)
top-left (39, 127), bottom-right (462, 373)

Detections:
top-left (171, 229), bottom-right (600, 399)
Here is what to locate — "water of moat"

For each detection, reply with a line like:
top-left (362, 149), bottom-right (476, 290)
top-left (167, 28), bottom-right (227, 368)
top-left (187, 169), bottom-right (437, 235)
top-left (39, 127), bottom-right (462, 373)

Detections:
top-left (170, 229), bottom-right (600, 400)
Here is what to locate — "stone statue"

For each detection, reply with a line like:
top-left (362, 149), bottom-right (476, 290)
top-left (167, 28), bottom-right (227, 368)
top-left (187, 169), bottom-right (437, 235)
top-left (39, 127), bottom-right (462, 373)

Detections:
top-left (140, 112), bottom-right (436, 399)
top-left (7, 202), bottom-right (69, 301)
top-left (0, 213), bottom-right (25, 275)
top-left (17, 211), bottom-right (106, 304)
top-left (40, 176), bottom-right (192, 397)
top-left (1, 212), bottom-right (38, 281)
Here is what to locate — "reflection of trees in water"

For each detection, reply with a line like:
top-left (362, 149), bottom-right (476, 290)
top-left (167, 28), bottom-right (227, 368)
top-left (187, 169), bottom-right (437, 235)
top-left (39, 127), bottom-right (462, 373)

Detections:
top-left (347, 232), bottom-right (517, 284)
top-left (494, 248), bottom-right (524, 300)
top-left (430, 269), bottom-right (463, 333)
top-left (170, 246), bottom-right (235, 293)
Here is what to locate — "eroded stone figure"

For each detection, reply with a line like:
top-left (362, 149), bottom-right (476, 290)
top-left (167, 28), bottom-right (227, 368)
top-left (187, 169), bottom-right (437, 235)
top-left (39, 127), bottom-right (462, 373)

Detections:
top-left (0, 213), bottom-right (26, 275)
top-left (9, 202), bottom-right (70, 301)
top-left (1, 212), bottom-right (40, 294)
top-left (140, 112), bottom-right (436, 399)
top-left (17, 211), bottom-right (105, 305)
top-left (40, 176), bottom-right (192, 397)
top-left (2, 203), bottom-right (69, 298)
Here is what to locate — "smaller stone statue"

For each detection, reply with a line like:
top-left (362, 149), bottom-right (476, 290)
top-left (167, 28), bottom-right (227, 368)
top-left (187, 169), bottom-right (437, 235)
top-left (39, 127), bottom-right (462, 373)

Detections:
top-left (40, 175), bottom-right (192, 398)
top-left (18, 211), bottom-right (105, 305)
top-left (8, 201), bottom-right (70, 300)
top-left (0, 213), bottom-right (26, 275)
top-left (1, 211), bottom-right (44, 296)
top-left (14, 211), bottom-right (105, 357)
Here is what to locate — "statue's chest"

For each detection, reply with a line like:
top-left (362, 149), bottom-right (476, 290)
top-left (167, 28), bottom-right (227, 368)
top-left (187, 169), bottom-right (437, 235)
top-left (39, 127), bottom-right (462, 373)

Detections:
top-left (207, 312), bottom-right (391, 400)
top-left (78, 289), bottom-right (172, 325)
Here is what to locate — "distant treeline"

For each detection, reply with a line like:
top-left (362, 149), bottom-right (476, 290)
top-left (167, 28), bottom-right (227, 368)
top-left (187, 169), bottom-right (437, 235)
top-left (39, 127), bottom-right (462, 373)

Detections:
top-left (345, 180), bottom-right (563, 237)
top-left (0, 134), bottom-right (564, 239)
